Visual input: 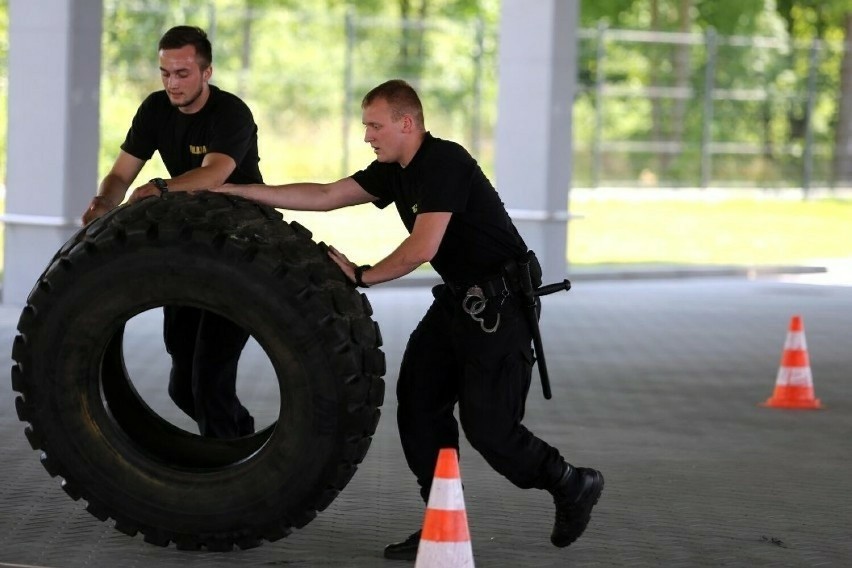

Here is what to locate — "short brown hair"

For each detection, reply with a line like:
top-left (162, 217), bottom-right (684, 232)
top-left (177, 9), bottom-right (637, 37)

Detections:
top-left (159, 26), bottom-right (212, 69)
top-left (362, 79), bottom-right (425, 130)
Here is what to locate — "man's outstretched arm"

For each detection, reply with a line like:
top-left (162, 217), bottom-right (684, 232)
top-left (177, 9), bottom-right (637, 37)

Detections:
top-left (128, 151), bottom-right (239, 202)
top-left (214, 176), bottom-right (376, 211)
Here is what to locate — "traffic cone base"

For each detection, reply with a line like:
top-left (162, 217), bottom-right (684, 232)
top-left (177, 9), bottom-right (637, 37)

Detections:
top-left (760, 315), bottom-right (822, 410)
top-left (415, 448), bottom-right (474, 567)
top-left (416, 542), bottom-right (475, 566)
top-left (761, 387), bottom-right (822, 409)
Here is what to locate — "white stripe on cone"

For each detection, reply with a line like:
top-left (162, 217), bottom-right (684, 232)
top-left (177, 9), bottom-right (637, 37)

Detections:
top-left (426, 477), bottom-right (466, 511)
top-left (776, 366), bottom-right (813, 386)
top-left (416, 541), bottom-right (475, 567)
top-left (784, 330), bottom-right (806, 351)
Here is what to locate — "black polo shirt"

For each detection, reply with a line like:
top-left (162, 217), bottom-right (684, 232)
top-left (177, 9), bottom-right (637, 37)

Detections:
top-left (352, 133), bottom-right (526, 282)
top-left (121, 85), bottom-right (263, 184)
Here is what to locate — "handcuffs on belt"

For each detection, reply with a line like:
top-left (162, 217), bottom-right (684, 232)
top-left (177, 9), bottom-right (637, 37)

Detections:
top-left (461, 283), bottom-right (509, 333)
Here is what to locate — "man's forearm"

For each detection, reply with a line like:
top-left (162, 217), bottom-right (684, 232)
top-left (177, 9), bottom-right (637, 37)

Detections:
top-left (226, 182), bottom-right (337, 211)
top-left (359, 237), bottom-right (433, 286)
top-left (97, 175), bottom-right (131, 207)
top-left (162, 164), bottom-right (233, 192)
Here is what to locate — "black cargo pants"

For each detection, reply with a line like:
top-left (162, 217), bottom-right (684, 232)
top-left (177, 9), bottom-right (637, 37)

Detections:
top-left (163, 306), bottom-right (254, 439)
top-left (396, 284), bottom-right (566, 502)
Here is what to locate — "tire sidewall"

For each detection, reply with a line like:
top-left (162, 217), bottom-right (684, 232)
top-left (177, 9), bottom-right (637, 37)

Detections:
top-left (25, 228), bottom-right (351, 532)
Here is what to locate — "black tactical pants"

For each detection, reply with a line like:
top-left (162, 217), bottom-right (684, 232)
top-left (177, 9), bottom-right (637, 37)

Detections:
top-left (396, 284), bottom-right (566, 502)
top-left (163, 306), bottom-right (254, 439)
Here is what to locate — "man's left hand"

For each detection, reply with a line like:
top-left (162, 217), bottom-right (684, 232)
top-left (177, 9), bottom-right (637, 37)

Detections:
top-left (328, 246), bottom-right (357, 284)
top-left (128, 181), bottom-right (164, 203)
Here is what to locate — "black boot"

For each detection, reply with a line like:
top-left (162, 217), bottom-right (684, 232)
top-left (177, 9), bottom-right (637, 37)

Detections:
top-left (383, 529), bottom-right (421, 561)
top-left (549, 465), bottom-right (604, 547)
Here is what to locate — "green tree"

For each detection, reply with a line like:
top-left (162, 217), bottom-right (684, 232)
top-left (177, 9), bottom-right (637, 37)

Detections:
top-left (835, 6), bottom-right (852, 185)
top-left (776, 0), bottom-right (852, 185)
top-left (344, 0), bottom-right (497, 81)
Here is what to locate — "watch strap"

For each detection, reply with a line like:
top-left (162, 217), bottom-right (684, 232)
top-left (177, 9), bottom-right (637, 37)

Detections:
top-left (354, 265), bottom-right (372, 288)
top-left (150, 177), bottom-right (169, 193)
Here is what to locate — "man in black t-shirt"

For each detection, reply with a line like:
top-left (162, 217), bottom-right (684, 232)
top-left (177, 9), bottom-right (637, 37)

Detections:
top-left (82, 26), bottom-right (262, 439)
top-left (215, 79), bottom-right (604, 558)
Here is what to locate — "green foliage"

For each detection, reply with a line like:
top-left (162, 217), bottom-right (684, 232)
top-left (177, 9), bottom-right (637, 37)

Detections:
top-left (581, 0), bottom-right (640, 28)
top-left (777, 0), bottom-right (852, 37)
top-left (694, 0), bottom-right (766, 35)
top-left (571, 0), bottom-right (850, 187)
top-left (95, 0), bottom-right (500, 181)
top-left (1, 0), bottom-right (850, 190)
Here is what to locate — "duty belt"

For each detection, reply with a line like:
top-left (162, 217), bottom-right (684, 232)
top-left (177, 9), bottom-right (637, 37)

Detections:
top-left (446, 274), bottom-right (518, 300)
top-left (447, 273), bottom-right (518, 333)
top-left (447, 251), bottom-right (572, 400)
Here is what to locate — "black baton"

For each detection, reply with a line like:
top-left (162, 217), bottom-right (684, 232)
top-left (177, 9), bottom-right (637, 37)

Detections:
top-left (517, 256), bottom-right (571, 400)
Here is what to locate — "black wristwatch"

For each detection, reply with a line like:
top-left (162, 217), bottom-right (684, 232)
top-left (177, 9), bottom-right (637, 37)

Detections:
top-left (150, 177), bottom-right (169, 194)
top-left (353, 265), bottom-right (372, 288)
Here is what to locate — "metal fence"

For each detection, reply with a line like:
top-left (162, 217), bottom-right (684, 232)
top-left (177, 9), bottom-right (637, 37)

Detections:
top-left (3, 3), bottom-right (846, 193)
top-left (573, 26), bottom-right (844, 192)
top-left (337, 20), bottom-right (846, 193)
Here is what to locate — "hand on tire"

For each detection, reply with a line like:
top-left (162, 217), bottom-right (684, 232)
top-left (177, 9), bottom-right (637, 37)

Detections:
top-left (129, 181), bottom-right (164, 203)
top-left (82, 195), bottom-right (118, 225)
top-left (328, 245), bottom-right (357, 284)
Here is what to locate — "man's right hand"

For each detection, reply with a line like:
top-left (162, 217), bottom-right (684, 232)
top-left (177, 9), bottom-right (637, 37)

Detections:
top-left (82, 195), bottom-right (119, 225)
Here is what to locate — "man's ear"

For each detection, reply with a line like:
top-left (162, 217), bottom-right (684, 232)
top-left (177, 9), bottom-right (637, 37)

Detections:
top-left (202, 65), bottom-right (213, 82)
top-left (402, 114), bottom-right (414, 132)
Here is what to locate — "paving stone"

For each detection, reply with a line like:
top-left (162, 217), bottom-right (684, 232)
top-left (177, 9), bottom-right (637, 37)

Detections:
top-left (1, 275), bottom-right (850, 567)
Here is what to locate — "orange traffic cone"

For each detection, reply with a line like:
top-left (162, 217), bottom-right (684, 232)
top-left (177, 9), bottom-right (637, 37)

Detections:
top-left (761, 315), bottom-right (822, 409)
top-left (415, 448), bottom-right (474, 567)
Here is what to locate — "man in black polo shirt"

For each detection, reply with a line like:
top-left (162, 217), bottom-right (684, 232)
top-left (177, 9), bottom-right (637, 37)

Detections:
top-left (82, 26), bottom-right (262, 439)
top-left (215, 79), bottom-right (603, 559)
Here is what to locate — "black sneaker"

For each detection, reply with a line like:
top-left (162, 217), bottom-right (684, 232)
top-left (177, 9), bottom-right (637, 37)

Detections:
top-left (550, 467), bottom-right (604, 547)
top-left (383, 529), bottom-right (421, 561)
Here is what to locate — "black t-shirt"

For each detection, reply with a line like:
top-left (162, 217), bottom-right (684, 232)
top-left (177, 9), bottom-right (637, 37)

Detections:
top-left (351, 133), bottom-right (526, 283)
top-left (121, 85), bottom-right (263, 184)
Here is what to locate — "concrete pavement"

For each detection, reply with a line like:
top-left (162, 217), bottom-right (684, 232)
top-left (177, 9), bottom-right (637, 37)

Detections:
top-left (1, 270), bottom-right (850, 567)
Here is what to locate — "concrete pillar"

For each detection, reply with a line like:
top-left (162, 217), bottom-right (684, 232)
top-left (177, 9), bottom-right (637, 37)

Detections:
top-left (495, 0), bottom-right (579, 280)
top-left (2, 0), bottom-right (102, 305)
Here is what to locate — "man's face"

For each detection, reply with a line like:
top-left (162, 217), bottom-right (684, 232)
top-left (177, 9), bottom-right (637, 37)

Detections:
top-left (159, 44), bottom-right (210, 112)
top-left (362, 98), bottom-right (406, 164)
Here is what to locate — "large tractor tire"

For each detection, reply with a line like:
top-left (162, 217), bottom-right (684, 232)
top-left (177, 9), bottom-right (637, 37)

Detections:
top-left (10, 191), bottom-right (386, 551)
